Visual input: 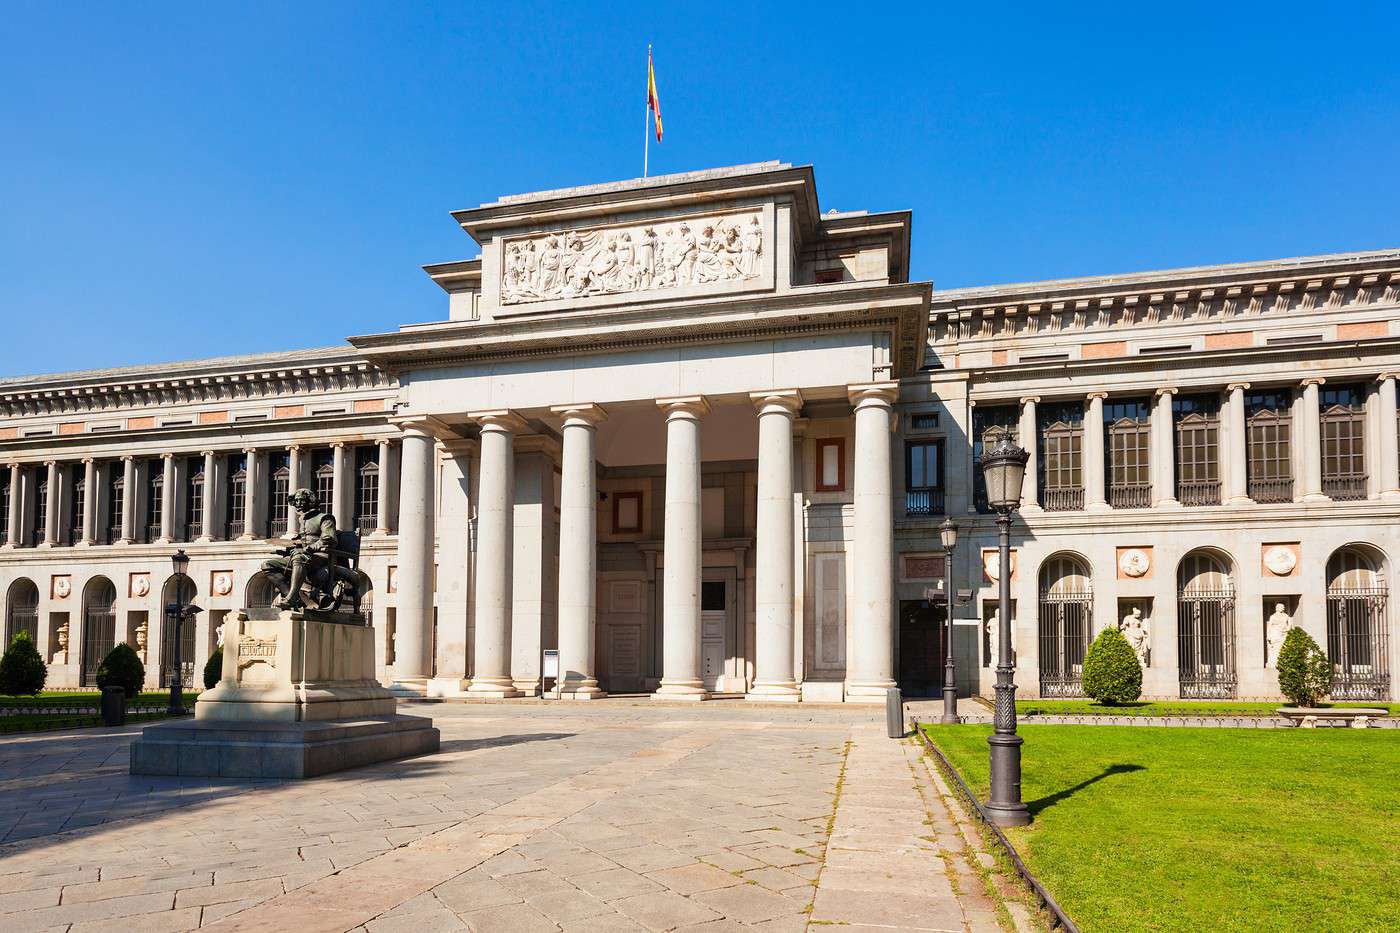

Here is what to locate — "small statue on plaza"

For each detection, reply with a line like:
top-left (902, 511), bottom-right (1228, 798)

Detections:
top-left (1120, 606), bottom-right (1150, 668)
top-left (261, 488), bottom-right (362, 615)
top-left (1266, 603), bottom-right (1293, 668)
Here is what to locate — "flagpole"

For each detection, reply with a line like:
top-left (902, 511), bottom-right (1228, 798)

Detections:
top-left (643, 45), bottom-right (651, 178)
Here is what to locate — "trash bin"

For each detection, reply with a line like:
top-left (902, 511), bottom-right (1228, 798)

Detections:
top-left (100, 686), bottom-right (126, 726)
top-left (885, 686), bottom-right (905, 738)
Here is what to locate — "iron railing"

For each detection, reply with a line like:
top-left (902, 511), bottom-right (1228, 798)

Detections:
top-left (1327, 589), bottom-right (1390, 700)
top-left (147, 523), bottom-right (162, 542)
top-left (1179, 481), bottom-right (1221, 507)
top-left (1039, 593), bottom-right (1090, 696)
top-left (357, 514), bottom-right (377, 534)
top-left (1178, 592), bottom-right (1236, 698)
top-left (905, 487), bottom-right (946, 516)
top-left (1108, 482), bottom-right (1151, 508)
top-left (106, 525), bottom-right (122, 544)
top-left (1323, 474), bottom-right (1367, 501)
top-left (1042, 487), bottom-right (1084, 512)
top-left (184, 522), bottom-right (200, 541)
top-left (68, 526), bottom-right (84, 545)
top-left (227, 519), bottom-right (245, 538)
top-left (81, 610), bottom-right (116, 687)
top-left (270, 517), bottom-right (288, 537)
top-left (1249, 477), bottom-right (1293, 503)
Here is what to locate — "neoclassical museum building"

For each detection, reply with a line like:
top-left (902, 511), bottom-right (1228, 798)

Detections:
top-left (2, 162), bottom-right (1397, 703)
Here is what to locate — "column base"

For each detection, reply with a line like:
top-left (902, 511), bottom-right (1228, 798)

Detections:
top-left (388, 678), bottom-right (429, 697)
top-left (115, 538), bottom-right (133, 547)
top-left (560, 685), bottom-right (608, 701)
top-left (653, 680), bottom-right (709, 701)
top-left (195, 535), bottom-right (214, 544)
top-left (1153, 498), bottom-right (1182, 509)
top-left (1301, 493), bottom-right (1330, 503)
top-left (746, 682), bottom-right (801, 703)
top-left (1086, 501), bottom-right (1111, 513)
top-left (37, 542), bottom-right (53, 550)
top-left (844, 680), bottom-right (897, 704)
top-left (425, 677), bottom-right (470, 698)
top-left (1018, 503), bottom-right (1042, 514)
top-left (76, 540), bottom-right (92, 549)
top-left (467, 678), bottom-right (523, 699)
top-left (1224, 495), bottom-right (1254, 506)
top-left (512, 679), bottom-right (542, 697)
top-left (1383, 490), bottom-right (1400, 501)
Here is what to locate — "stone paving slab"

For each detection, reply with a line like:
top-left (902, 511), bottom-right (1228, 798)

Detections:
top-left (0, 701), bottom-right (1009, 932)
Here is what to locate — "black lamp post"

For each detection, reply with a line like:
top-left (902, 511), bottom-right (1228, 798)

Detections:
top-left (166, 549), bottom-right (191, 715)
top-left (978, 435), bottom-right (1031, 827)
top-left (939, 518), bottom-right (960, 724)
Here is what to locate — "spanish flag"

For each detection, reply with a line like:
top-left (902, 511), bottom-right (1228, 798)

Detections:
top-left (647, 48), bottom-right (663, 142)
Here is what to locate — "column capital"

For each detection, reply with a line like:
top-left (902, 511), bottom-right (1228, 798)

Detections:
top-left (1019, 395), bottom-right (1041, 405)
top-left (1154, 386), bottom-right (1178, 398)
top-left (469, 409), bottom-right (529, 433)
top-left (329, 440), bottom-right (346, 449)
top-left (391, 414), bottom-right (454, 437)
top-left (656, 395), bottom-right (711, 419)
top-left (81, 456), bottom-right (94, 465)
top-left (1086, 391), bottom-right (1109, 402)
top-left (1226, 382), bottom-right (1251, 392)
top-left (161, 451), bottom-right (175, 461)
top-left (847, 381), bottom-right (899, 409)
top-left (200, 449), bottom-right (215, 458)
top-left (242, 445), bottom-right (259, 455)
top-left (550, 402), bottom-right (609, 427)
top-left (43, 459), bottom-right (57, 468)
top-left (1301, 376), bottom-right (1326, 387)
top-left (1378, 373), bottom-right (1399, 383)
top-left (121, 453), bottom-right (135, 463)
top-left (749, 389), bottom-right (803, 416)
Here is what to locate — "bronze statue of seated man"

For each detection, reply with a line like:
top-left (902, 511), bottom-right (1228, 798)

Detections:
top-left (262, 488), bottom-right (360, 613)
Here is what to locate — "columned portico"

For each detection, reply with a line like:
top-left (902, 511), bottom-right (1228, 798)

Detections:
top-left (1224, 382), bottom-right (1250, 504)
top-left (553, 403), bottom-right (607, 699)
top-left (1084, 392), bottom-right (1109, 511)
top-left (654, 396), bottom-right (710, 700)
top-left (845, 382), bottom-right (898, 702)
top-left (1151, 387), bottom-right (1179, 508)
top-left (467, 410), bottom-right (526, 698)
top-left (748, 390), bottom-right (802, 701)
top-left (391, 419), bottom-right (439, 694)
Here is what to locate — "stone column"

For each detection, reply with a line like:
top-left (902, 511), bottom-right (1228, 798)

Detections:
top-left (79, 458), bottom-right (97, 546)
top-left (198, 450), bottom-right (217, 541)
top-left (1084, 392), bottom-right (1109, 511)
top-left (749, 390), bottom-right (802, 701)
top-left (1017, 396), bottom-right (1040, 512)
top-left (41, 460), bottom-right (59, 547)
top-left (654, 396), bottom-right (710, 700)
top-left (119, 456), bottom-right (136, 545)
top-left (1300, 377), bottom-right (1326, 501)
top-left (158, 453), bottom-right (176, 543)
top-left (286, 445), bottom-right (304, 534)
top-left (467, 410), bottom-right (525, 698)
top-left (1379, 374), bottom-right (1400, 499)
top-left (1151, 388), bottom-right (1179, 508)
top-left (553, 403), bottom-right (607, 699)
top-left (242, 447), bottom-right (262, 539)
top-left (332, 442), bottom-right (354, 530)
top-left (392, 421), bottom-right (439, 694)
top-left (375, 439), bottom-right (395, 534)
top-left (1224, 383), bottom-right (1251, 504)
top-left (430, 440), bottom-right (474, 696)
top-left (846, 382), bottom-right (899, 701)
top-left (4, 462), bottom-right (20, 547)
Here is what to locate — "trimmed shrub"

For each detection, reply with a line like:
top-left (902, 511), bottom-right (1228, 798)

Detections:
top-left (1082, 626), bottom-right (1143, 704)
top-left (95, 643), bottom-right (145, 698)
top-left (0, 631), bottom-right (47, 696)
top-left (204, 646), bottom-right (224, 690)
top-left (1277, 626), bottom-right (1332, 707)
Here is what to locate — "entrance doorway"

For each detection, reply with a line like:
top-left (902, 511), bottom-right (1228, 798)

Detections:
top-left (898, 600), bottom-right (944, 697)
top-left (700, 578), bottom-right (728, 692)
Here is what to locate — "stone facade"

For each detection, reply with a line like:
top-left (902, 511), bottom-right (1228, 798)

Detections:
top-left (2, 161), bottom-right (1397, 702)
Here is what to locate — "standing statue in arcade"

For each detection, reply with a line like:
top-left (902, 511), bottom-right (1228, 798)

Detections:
top-left (261, 488), bottom-right (362, 615)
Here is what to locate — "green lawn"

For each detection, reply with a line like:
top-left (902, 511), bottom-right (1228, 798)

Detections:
top-left (1014, 698), bottom-right (1400, 717)
top-left (922, 724), bottom-right (1400, 932)
top-left (0, 691), bottom-right (200, 710)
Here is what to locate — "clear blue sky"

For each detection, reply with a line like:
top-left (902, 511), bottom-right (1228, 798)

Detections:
top-left (2, 2), bottom-right (1396, 378)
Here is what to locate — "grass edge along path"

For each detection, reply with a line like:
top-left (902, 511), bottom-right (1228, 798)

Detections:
top-left (1013, 698), bottom-right (1400, 717)
top-left (922, 723), bottom-right (1400, 933)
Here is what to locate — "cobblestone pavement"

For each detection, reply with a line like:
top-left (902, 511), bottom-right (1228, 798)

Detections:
top-left (0, 701), bottom-right (1004, 932)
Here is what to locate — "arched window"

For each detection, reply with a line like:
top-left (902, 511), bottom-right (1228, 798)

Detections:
top-left (1326, 546), bottom-right (1389, 700)
top-left (5, 578), bottom-right (39, 644)
top-left (81, 577), bottom-right (117, 687)
top-left (1177, 550), bottom-right (1236, 699)
top-left (1038, 554), bottom-right (1091, 696)
top-left (246, 571), bottom-right (276, 609)
top-left (161, 574), bottom-right (197, 688)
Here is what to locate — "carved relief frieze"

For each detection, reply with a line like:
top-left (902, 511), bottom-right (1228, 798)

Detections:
top-left (500, 210), bottom-right (767, 306)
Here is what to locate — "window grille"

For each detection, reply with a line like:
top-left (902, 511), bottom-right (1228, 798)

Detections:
top-left (107, 473), bottom-right (124, 544)
top-left (270, 466), bottom-right (290, 537)
top-left (227, 468), bottom-right (247, 538)
top-left (904, 440), bottom-right (945, 515)
top-left (70, 470), bottom-right (86, 544)
top-left (1177, 551), bottom-right (1236, 698)
top-left (1320, 385), bottom-right (1366, 501)
top-left (972, 406), bottom-right (1018, 513)
top-left (1039, 402), bottom-right (1084, 511)
top-left (1038, 555), bottom-right (1091, 696)
top-left (1174, 395), bottom-right (1221, 506)
top-left (910, 411), bottom-right (940, 430)
top-left (356, 454), bottom-right (380, 534)
top-left (81, 578), bottom-right (117, 687)
top-left (5, 579), bottom-right (39, 643)
top-left (1326, 547), bottom-right (1390, 700)
top-left (186, 465), bottom-right (204, 541)
top-left (147, 469), bottom-right (164, 542)
top-left (1105, 400), bottom-right (1151, 508)
top-left (1245, 391), bottom-right (1293, 502)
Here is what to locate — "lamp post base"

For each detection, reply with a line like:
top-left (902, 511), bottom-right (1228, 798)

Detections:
top-left (940, 683), bottom-right (960, 724)
top-left (985, 731), bottom-right (1031, 826)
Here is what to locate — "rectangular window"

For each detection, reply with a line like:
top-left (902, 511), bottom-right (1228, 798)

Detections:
top-left (973, 405), bottom-right (1018, 513)
top-left (1039, 401), bottom-right (1084, 511)
top-left (815, 438), bottom-right (845, 492)
top-left (227, 453), bottom-right (247, 538)
top-left (146, 464), bottom-right (163, 542)
top-left (313, 449), bottom-right (335, 514)
top-left (613, 491), bottom-right (643, 533)
top-left (1320, 384), bottom-right (1366, 501)
top-left (1174, 394), bottom-right (1221, 506)
top-left (1246, 390), bottom-right (1293, 502)
top-left (269, 451), bottom-right (290, 537)
top-left (355, 445), bottom-right (380, 534)
top-left (1106, 399), bottom-right (1151, 508)
top-left (107, 472), bottom-right (124, 544)
top-left (69, 465), bottom-right (85, 544)
top-left (186, 459), bottom-right (204, 541)
top-left (33, 470), bottom-right (48, 545)
top-left (905, 440), bottom-right (945, 515)
top-left (910, 412), bottom-right (940, 430)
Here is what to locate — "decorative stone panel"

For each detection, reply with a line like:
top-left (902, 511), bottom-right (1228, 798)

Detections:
top-left (982, 548), bottom-right (1017, 584)
top-left (901, 554), bottom-right (946, 581)
top-left (51, 575), bottom-right (72, 600)
top-left (130, 573), bottom-right (151, 598)
top-left (1116, 546), bottom-right (1153, 580)
top-left (1262, 542), bottom-right (1300, 577)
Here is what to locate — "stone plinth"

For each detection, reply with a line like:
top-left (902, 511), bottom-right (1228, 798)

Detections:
top-left (130, 608), bottom-right (438, 778)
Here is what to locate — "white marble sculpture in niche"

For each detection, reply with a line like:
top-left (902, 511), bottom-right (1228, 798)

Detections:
top-left (1266, 603), bottom-right (1293, 667)
top-left (1119, 606), bottom-right (1150, 668)
top-left (985, 617), bottom-right (1016, 667)
top-left (501, 213), bottom-right (764, 305)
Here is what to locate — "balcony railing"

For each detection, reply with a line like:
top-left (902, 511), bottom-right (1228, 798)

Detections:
top-left (227, 520), bottom-right (246, 538)
top-left (1323, 474), bottom-right (1367, 501)
top-left (1108, 482), bottom-right (1151, 509)
top-left (106, 526), bottom-right (122, 545)
top-left (905, 487), bottom-right (946, 516)
top-left (1042, 487), bottom-right (1084, 512)
top-left (184, 522), bottom-right (200, 541)
top-left (270, 517), bottom-right (288, 538)
top-left (357, 514), bottom-right (378, 534)
top-left (69, 526), bottom-right (83, 544)
top-left (1249, 477), bottom-right (1293, 503)
top-left (1179, 480), bottom-right (1222, 507)
top-left (146, 523), bottom-right (162, 542)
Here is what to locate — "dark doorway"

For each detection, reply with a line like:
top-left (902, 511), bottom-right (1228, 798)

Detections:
top-left (898, 600), bottom-right (944, 697)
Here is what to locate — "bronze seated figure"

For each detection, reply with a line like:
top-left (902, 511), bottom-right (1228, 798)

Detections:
top-left (261, 488), bottom-right (363, 616)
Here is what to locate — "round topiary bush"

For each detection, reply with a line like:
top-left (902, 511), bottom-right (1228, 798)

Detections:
top-left (95, 643), bottom-right (145, 698)
top-left (1277, 626), bottom-right (1332, 707)
top-left (204, 645), bottom-right (223, 690)
top-left (0, 631), bottom-right (47, 696)
top-left (1081, 626), bottom-right (1143, 704)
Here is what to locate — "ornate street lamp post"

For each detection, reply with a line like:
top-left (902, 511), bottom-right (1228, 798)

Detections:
top-left (166, 549), bottom-right (193, 716)
top-left (978, 436), bottom-right (1031, 827)
top-left (939, 518), bottom-right (960, 724)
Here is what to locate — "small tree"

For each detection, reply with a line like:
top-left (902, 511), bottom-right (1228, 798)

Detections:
top-left (95, 643), bottom-right (145, 698)
top-left (203, 646), bottom-right (224, 690)
top-left (0, 631), bottom-right (47, 696)
top-left (1082, 626), bottom-right (1143, 704)
top-left (1277, 626), bottom-right (1332, 707)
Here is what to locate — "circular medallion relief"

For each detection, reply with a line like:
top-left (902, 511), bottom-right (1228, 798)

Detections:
top-left (131, 575), bottom-right (150, 597)
top-left (1118, 548), bottom-right (1151, 578)
top-left (212, 573), bottom-right (234, 596)
top-left (983, 551), bottom-right (1015, 582)
top-left (1264, 546), bottom-right (1297, 576)
top-left (53, 577), bottom-right (71, 599)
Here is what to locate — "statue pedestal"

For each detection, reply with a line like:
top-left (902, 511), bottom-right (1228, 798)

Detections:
top-left (130, 609), bottom-right (438, 778)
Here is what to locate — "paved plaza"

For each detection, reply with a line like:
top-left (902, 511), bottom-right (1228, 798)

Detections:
top-left (0, 701), bottom-right (1005, 932)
